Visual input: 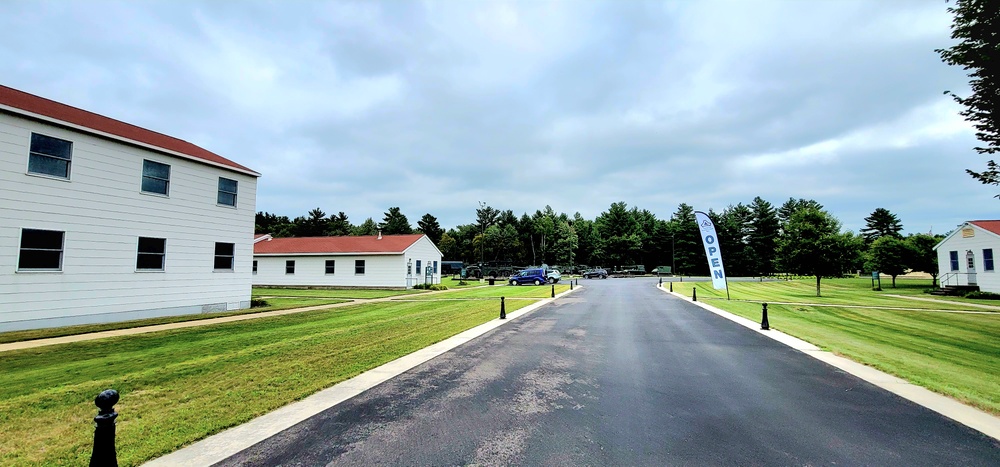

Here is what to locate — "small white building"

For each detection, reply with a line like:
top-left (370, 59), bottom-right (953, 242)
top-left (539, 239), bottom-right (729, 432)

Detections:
top-left (0, 84), bottom-right (260, 332)
top-left (934, 220), bottom-right (999, 293)
top-left (253, 234), bottom-right (442, 288)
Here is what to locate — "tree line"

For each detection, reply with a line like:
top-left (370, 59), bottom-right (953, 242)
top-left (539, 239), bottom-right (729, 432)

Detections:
top-left (256, 198), bottom-right (944, 295)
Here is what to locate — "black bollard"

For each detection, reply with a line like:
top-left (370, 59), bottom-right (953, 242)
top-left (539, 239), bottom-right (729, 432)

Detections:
top-left (551, 284), bottom-right (555, 298)
top-left (500, 296), bottom-right (506, 319)
top-left (90, 389), bottom-right (119, 467)
top-left (761, 303), bottom-right (770, 330)
top-left (692, 288), bottom-right (697, 301)
top-left (570, 280), bottom-right (573, 290)
top-left (659, 277), bottom-right (662, 287)
top-left (669, 281), bottom-right (673, 292)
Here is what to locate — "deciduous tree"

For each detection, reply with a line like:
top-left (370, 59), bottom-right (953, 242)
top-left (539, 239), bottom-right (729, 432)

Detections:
top-left (937, 0), bottom-right (1000, 196)
top-left (777, 208), bottom-right (863, 297)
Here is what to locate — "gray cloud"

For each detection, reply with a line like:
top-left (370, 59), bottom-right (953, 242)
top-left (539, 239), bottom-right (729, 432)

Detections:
top-left (0, 0), bottom-right (989, 234)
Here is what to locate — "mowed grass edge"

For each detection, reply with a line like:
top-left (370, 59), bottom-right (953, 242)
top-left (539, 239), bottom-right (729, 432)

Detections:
top-left (680, 279), bottom-right (1000, 415)
top-left (0, 297), bottom-right (536, 466)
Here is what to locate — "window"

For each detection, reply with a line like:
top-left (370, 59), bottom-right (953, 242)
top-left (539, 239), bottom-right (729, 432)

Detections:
top-left (136, 237), bottom-right (166, 270)
top-left (18, 229), bottom-right (64, 270)
top-left (433, 261), bottom-right (438, 274)
top-left (355, 260), bottom-right (365, 274)
top-left (968, 254), bottom-right (976, 269)
top-left (141, 160), bottom-right (170, 195)
top-left (28, 133), bottom-right (73, 179)
top-left (214, 242), bottom-right (234, 270)
top-left (253, 260), bottom-right (258, 274)
top-left (325, 260), bottom-right (336, 274)
top-left (416, 260), bottom-right (422, 276)
top-left (286, 260), bottom-right (295, 274)
top-left (218, 177), bottom-right (238, 206)
top-left (985, 249), bottom-right (994, 272)
top-left (950, 251), bottom-right (959, 271)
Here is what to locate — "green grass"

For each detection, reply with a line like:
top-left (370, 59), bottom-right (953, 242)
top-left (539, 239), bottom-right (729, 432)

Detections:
top-left (0, 298), bottom-right (349, 345)
top-left (252, 287), bottom-right (425, 299)
top-left (673, 278), bottom-right (1000, 415)
top-left (0, 298), bottom-right (537, 466)
top-left (405, 284), bottom-right (571, 300)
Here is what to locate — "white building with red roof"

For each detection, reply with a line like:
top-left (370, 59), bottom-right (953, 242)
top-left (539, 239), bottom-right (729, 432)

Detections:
top-left (0, 84), bottom-right (260, 332)
top-left (934, 220), bottom-right (1000, 293)
top-left (253, 233), bottom-right (442, 288)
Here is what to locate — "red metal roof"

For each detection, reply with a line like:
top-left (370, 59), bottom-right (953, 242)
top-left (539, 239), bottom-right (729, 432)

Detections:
top-left (254, 234), bottom-right (426, 255)
top-left (970, 220), bottom-right (1000, 236)
top-left (0, 84), bottom-right (258, 176)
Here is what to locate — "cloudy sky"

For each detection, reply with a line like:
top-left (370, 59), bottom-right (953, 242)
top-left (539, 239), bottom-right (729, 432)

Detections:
top-left (1, 0), bottom-right (992, 234)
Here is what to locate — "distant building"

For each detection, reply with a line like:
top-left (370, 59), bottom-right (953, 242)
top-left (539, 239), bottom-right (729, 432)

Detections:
top-left (253, 234), bottom-right (442, 288)
top-left (934, 220), bottom-right (999, 293)
top-left (0, 84), bottom-right (260, 332)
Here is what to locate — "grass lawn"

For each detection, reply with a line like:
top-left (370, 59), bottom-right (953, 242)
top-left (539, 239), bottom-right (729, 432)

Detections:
top-left (0, 297), bottom-right (349, 345)
top-left (0, 298), bottom-right (538, 466)
top-left (674, 278), bottom-right (1000, 415)
top-left (405, 283), bottom-right (571, 300)
top-left (252, 287), bottom-right (426, 299)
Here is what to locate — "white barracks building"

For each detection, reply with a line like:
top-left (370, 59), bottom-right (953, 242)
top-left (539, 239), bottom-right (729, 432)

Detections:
top-left (0, 85), bottom-right (260, 332)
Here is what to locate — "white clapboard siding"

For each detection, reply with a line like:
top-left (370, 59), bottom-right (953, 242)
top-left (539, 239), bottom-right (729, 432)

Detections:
top-left (0, 111), bottom-right (257, 331)
top-left (253, 235), bottom-right (443, 288)
top-left (934, 223), bottom-right (1000, 293)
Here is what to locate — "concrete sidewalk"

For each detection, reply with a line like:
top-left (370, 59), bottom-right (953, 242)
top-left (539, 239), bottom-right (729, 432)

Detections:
top-left (656, 285), bottom-right (1000, 442)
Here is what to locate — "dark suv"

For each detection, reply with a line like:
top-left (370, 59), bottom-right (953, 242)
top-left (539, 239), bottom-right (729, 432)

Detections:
top-left (582, 268), bottom-right (608, 279)
top-left (509, 268), bottom-right (547, 286)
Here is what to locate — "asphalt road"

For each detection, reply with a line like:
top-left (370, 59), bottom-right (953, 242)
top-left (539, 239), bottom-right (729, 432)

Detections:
top-left (218, 278), bottom-right (1000, 466)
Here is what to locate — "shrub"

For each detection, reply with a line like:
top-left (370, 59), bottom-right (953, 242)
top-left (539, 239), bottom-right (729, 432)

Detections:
top-left (963, 291), bottom-right (1000, 300)
top-left (429, 285), bottom-right (449, 291)
top-left (458, 280), bottom-right (469, 286)
top-left (250, 298), bottom-right (269, 308)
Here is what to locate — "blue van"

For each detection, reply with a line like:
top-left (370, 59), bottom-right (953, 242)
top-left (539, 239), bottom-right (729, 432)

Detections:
top-left (509, 268), bottom-right (547, 286)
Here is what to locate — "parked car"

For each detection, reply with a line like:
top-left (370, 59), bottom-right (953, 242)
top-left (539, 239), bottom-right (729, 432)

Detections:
top-left (509, 268), bottom-right (547, 286)
top-left (546, 269), bottom-right (561, 284)
top-left (582, 268), bottom-right (608, 279)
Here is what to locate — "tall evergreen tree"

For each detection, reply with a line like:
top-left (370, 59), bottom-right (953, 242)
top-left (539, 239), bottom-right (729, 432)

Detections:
top-left (749, 197), bottom-right (780, 276)
top-left (416, 213), bottom-right (444, 244)
top-left (937, 0), bottom-right (1000, 196)
top-left (353, 217), bottom-right (379, 236)
top-left (381, 207), bottom-right (413, 234)
top-left (328, 212), bottom-right (352, 236)
top-left (860, 207), bottom-right (903, 244)
top-left (778, 197), bottom-right (824, 227)
top-left (596, 202), bottom-right (642, 267)
top-left (667, 203), bottom-right (702, 275)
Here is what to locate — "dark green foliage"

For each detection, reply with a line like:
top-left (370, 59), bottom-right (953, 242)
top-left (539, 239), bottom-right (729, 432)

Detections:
top-left (596, 202), bottom-right (643, 267)
top-left (417, 213), bottom-right (445, 244)
top-left (749, 197), bottom-right (780, 276)
top-left (777, 208), bottom-right (864, 296)
top-left (861, 207), bottom-right (904, 243)
top-left (381, 207), bottom-right (413, 234)
top-left (250, 298), bottom-right (269, 308)
top-left (668, 203), bottom-right (703, 275)
top-left (963, 291), bottom-right (1000, 300)
top-left (865, 236), bottom-right (913, 288)
top-left (937, 0), bottom-right (1000, 195)
top-left (907, 233), bottom-right (945, 286)
top-left (328, 212), bottom-right (352, 236)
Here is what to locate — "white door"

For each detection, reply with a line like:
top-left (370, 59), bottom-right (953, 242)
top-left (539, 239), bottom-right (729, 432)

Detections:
top-left (966, 250), bottom-right (977, 285)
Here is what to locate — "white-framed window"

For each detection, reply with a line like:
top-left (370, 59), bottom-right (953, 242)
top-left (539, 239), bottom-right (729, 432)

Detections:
top-left (325, 260), bottom-right (335, 274)
top-left (286, 260), bottom-right (295, 274)
top-left (18, 228), bottom-right (64, 271)
top-left (136, 237), bottom-right (166, 270)
top-left (253, 260), bottom-right (258, 274)
top-left (985, 249), bottom-right (994, 272)
top-left (214, 242), bottom-right (234, 270)
top-left (28, 133), bottom-right (72, 179)
top-left (218, 177), bottom-right (238, 207)
top-left (141, 159), bottom-right (170, 195)
top-left (416, 260), bottom-right (422, 276)
top-left (950, 251), bottom-right (959, 271)
top-left (355, 259), bottom-right (365, 275)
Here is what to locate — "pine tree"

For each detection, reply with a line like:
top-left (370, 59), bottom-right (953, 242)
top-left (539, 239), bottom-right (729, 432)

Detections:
top-left (416, 213), bottom-right (444, 244)
top-left (381, 207), bottom-right (413, 235)
top-left (860, 207), bottom-right (903, 244)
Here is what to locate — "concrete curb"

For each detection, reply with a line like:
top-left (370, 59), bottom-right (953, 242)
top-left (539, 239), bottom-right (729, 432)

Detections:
top-left (655, 285), bottom-right (1000, 441)
top-left (144, 286), bottom-right (582, 466)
